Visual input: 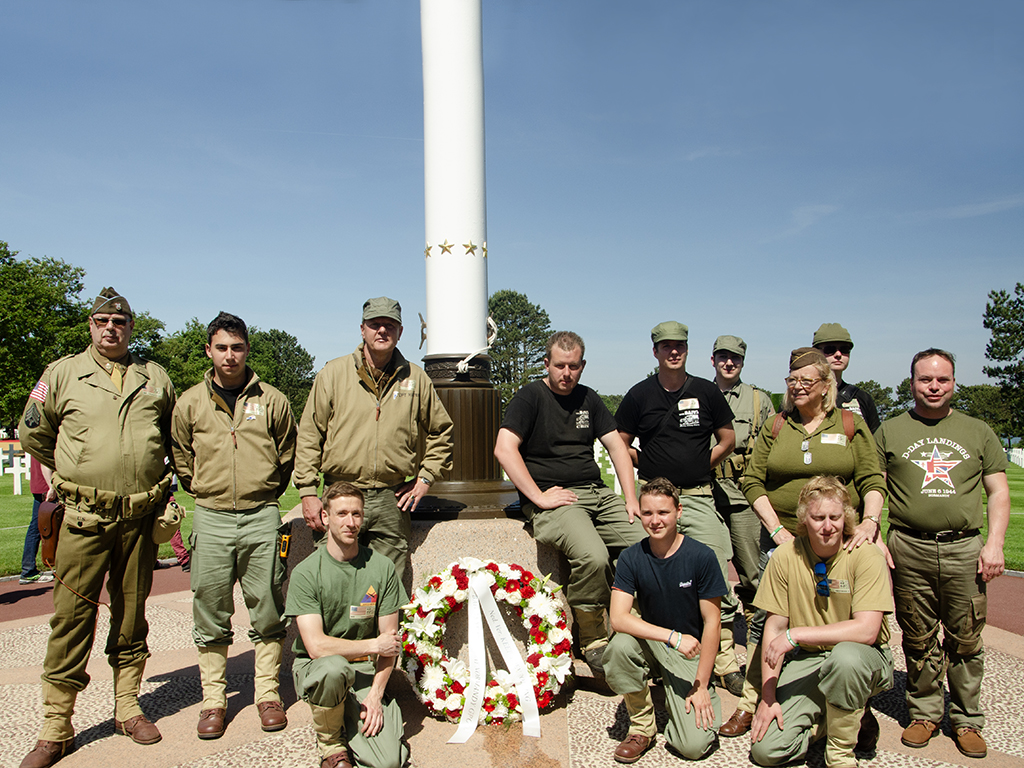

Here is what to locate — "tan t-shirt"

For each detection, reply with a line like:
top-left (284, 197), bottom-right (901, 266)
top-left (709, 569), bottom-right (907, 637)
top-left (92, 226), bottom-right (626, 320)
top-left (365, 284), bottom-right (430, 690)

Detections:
top-left (755, 537), bottom-right (893, 652)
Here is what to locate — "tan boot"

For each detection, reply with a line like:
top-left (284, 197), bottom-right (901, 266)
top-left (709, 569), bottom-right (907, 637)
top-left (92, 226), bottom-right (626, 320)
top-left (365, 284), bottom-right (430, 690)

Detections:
top-left (824, 702), bottom-right (863, 768)
top-left (254, 639), bottom-right (287, 731)
top-left (113, 660), bottom-right (161, 744)
top-left (574, 608), bottom-right (609, 675)
top-left (310, 703), bottom-right (348, 760)
top-left (197, 646), bottom-right (229, 710)
top-left (622, 688), bottom-right (656, 738)
top-left (37, 681), bottom-right (77, 743)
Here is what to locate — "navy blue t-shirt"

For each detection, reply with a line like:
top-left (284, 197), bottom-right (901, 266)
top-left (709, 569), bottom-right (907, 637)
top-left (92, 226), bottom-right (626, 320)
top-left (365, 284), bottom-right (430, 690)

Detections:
top-left (613, 535), bottom-right (727, 639)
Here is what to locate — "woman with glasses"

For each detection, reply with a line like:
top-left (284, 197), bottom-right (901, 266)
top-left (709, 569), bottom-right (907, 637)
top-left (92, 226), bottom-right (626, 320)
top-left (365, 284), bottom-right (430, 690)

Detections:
top-left (718, 347), bottom-right (885, 741)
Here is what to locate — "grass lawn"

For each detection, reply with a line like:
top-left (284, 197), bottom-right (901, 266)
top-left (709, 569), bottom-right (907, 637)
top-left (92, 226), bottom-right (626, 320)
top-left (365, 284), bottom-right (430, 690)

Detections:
top-left (0, 472), bottom-right (304, 577)
top-left (3, 463), bottom-right (1023, 577)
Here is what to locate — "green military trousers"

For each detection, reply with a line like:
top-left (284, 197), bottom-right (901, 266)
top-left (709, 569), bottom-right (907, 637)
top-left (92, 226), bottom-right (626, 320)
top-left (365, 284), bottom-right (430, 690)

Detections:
top-left (750, 642), bottom-right (893, 767)
top-left (190, 504), bottom-right (288, 646)
top-left (360, 488), bottom-right (412, 583)
top-left (524, 484), bottom-right (646, 611)
top-left (603, 631), bottom-right (722, 759)
top-left (889, 528), bottom-right (987, 730)
top-left (293, 655), bottom-right (409, 768)
top-left (43, 513), bottom-right (157, 690)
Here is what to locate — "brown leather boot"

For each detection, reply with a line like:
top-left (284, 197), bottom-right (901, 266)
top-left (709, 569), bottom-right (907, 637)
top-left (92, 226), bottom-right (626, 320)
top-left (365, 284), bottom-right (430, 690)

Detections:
top-left (197, 708), bottom-right (226, 740)
top-left (19, 739), bottom-right (74, 768)
top-left (114, 714), bottom-right (162, 745)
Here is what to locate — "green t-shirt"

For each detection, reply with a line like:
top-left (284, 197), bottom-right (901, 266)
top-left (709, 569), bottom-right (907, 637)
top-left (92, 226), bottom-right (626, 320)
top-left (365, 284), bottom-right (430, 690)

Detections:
top-left (876, 409), bottom-right (1009, 533)
top-left (754, 537), bottom-right (892, 652)
top-left (285, 545), bottom-right (408, 659)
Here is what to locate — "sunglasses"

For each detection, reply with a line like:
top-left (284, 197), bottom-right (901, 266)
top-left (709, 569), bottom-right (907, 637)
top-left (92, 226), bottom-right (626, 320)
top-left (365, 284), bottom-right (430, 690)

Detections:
top-left (820, 344), bottom-right (852, 357)
top-left (92, 316), bottom-right (129, 328)
top-left (813, 562), bottom-right (830, 597)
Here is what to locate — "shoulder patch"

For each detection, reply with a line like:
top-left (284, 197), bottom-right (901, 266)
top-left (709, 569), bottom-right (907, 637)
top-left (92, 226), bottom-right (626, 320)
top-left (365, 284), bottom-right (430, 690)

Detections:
top-left (24, 401), bottom-right (41, 429)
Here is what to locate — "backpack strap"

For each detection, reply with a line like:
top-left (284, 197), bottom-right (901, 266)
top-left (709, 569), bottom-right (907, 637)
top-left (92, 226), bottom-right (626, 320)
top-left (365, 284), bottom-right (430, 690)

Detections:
top-left (841, 408), bottom-right (855, 442)
top-left (771, 413), bottom-right (786, 439)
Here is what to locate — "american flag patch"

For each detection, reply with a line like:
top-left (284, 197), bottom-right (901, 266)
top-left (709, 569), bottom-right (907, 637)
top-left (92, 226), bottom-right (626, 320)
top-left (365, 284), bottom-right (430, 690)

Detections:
top-left (29, 380), bottom-right (48, 403)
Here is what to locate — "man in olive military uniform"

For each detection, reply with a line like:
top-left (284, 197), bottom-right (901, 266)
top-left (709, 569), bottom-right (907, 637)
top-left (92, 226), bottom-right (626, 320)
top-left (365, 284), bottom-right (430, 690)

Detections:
top-left (295, 297), bottom-right (453, 583)
top-left (812, 323), bottom-right (880, 433)
top-left (18, 288), bottom-right (176, 768)
top-left (171, 312), bottom-right (297, 740)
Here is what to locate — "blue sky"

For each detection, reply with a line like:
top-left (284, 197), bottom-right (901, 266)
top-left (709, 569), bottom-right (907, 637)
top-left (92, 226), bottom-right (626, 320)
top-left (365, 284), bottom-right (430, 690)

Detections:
top-left (3, 1), bottom-right (1021, 397)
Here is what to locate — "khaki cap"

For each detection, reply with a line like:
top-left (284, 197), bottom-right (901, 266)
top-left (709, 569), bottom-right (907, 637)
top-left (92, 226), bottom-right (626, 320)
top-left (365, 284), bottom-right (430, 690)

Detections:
top-left (713, 335), bottom-right (746, 357)
top-left (362, 296), bottom-right (402, 325)
top-left (812, 322), bottom-right (853, 349)
top-left (790, 346), bottom-right (828, 371)
top-left (91, 287), bottom-right (133, 317)
top-left (652, 321), bottom-right (688, 344)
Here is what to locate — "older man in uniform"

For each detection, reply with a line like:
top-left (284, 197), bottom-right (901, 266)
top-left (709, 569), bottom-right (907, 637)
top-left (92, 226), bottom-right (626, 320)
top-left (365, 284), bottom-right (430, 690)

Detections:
top-left (812, 323), bottom-right (880, 433)
top-left (616, 322), bottom-right (741, 694)
top-left (494, 331), bottom-right (644, 675)
top-left (876, 348), bottom-right (1010, 759)
top-left (171, 311), bottom-right (297, 739)
top-left (295, 297), bottom-right (453, 581)
top-left (18, 288), bottom-right (176, 768)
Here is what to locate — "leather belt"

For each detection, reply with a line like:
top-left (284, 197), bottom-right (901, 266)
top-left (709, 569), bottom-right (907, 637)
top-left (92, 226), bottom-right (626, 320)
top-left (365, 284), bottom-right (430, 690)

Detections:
top-left (895, 527), bottom-right (979, 543)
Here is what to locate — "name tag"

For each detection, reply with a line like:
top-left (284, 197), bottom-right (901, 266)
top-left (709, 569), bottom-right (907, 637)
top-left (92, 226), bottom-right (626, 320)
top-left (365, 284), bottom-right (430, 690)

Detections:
top-left (243, 402), bottom-right (264, 416)
top-left (820, 434), bottom-right (847, 446)
top-left (350, 586), bottom-right (378, 619)
top-left (678, 398), bottom-right (699, 411)
top-left (826, 578), bottom-right (851, 594)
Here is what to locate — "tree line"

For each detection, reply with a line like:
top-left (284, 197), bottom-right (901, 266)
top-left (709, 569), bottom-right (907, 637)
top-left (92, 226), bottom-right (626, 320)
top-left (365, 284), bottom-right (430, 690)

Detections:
top-left (1, 242), bottom-right (315, 432)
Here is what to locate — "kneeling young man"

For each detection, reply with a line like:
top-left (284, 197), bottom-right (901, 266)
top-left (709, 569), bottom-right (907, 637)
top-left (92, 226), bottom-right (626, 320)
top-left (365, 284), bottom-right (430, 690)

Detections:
top-left (750, 476), bottom-right (893, 768)
top-left (286, 482), bottom-right (409, 768)
top-left (603, 478), bottom-right (725, 763)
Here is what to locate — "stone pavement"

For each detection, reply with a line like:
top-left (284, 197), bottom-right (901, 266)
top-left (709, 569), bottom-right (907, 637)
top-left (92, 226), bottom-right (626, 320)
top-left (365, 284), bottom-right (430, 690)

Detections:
top-left (1, 555), bottom-right (1023, 768)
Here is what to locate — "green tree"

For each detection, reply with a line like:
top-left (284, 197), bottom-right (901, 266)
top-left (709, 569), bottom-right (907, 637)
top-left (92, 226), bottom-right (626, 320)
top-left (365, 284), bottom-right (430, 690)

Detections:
top-left (248, 327), bottom-right (316, 417)
top-left (983, 282), bottom-right (1024, 442)
top-left (853, 379), bottom-right (898, 422)
top-left (128, 311), bottom-right (166, 359)
top-left (0, 242), bottom-right (90, 433)
top-left (894, 377), bottom-right (914, 414)
top-left (488, 289), bottom-right (552, 409)
top-left (598, 392), bottom-right (623, 416)
top-left (150, 318), bottom-right (209, 395)
top-left (951, 383), bottom-right (1013, 448)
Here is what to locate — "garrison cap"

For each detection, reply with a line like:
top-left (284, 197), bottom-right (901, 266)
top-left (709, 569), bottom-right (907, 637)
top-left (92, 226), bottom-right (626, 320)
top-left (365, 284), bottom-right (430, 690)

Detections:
top-left (651, 321), bottom-right (688, 344)
top-left (790, 346), bottom-right (828, 371)
top-left (812, 322), bottom-right (853, 349)
top-left (713, 335), bottom-right (746, 357)
top-left (362, 296), bottom-right (402, 325)
top-left (91, 287), bottom-right (133, 317)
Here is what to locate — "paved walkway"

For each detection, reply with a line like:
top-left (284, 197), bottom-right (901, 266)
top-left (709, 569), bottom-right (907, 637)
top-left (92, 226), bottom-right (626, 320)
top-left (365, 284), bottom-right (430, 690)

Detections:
top-left (1, 566), bottom-right (1022, 768)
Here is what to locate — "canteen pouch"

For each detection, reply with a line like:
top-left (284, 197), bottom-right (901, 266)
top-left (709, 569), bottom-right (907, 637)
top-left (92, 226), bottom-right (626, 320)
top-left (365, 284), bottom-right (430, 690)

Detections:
top-left (38, 501), bottom-right (65, 569)
top-left (152, 499), bottom-right (183, 544)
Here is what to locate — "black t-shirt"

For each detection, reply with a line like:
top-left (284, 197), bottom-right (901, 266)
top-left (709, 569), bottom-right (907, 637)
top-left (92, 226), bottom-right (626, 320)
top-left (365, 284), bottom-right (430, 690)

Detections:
top-left (837, 381), bottom-right (880, 433)
top-left (613, 535), bottom-right (726, 639)
top-left (500, 380), bottom-right (617, 494)
top-left (616, 374), bottom-right (734, 488)
top-left (211, 371), bottom-right (251, 415)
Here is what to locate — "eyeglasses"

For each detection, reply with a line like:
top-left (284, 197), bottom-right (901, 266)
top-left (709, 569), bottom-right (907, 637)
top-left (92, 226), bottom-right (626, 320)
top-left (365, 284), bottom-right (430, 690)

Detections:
top-left (92, 316), bottom-right (128, 328)
top-left (819, 344), bottom-right (852, 357)
top-left (813, 562), bottom-right (829, 597)
top-left (784, 376), bottom-right (822, 390)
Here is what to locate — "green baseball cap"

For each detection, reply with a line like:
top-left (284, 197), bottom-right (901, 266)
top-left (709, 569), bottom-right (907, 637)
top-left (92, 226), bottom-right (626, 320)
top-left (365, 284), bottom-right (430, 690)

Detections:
top-left (713, 335), bottom-right (746, 357)
top-left (362, 296), bottom-right (402, 325)
top-left (812, 323), bottom-right (853, 349)
top-left (652, 321), bottom-right (688, 344)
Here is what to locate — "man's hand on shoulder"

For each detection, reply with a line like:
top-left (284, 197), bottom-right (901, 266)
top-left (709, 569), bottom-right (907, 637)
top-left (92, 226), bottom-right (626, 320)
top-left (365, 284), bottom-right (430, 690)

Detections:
top-left (372, 629), bottom-right (401, 658)
top-left (535, 486), bottom-right (578, 510)
top-left (302, 496), bottom-right (325, 532)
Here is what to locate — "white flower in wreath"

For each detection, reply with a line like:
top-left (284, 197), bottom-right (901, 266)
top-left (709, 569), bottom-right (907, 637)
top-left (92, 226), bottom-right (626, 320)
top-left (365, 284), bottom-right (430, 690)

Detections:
top-left (491, 669), bottom-right (517, 695)
top-left (420, 664), bottom-right (447, 695)
top-left (441, 657), bottom-right (469, 684)
top-left (455, 588), bottom-right (469, 602)
top-left (405, 658), bottom-right (418, 674)
top-left (406, 611), bottom-right (438, 639)
top-left (444, 693), bottom-right (464, 712)
top-left (525, 594), bottom-right (556, 622)
top-left (439, 576), bottom-right (458, 597)
top-left (546, 625), bottom-right (568, 645)
top-left (543, 652), bottom-right (574, 685)
top-left (497, 563), bottom-right (518, 579)
top-left (491, 703), bottom-right (509, 720)
top-left (494, 588), bottom-right (508, 602)
top-left (412, 586), bottom-right (447, 613)
top-left (457, 556), bottom-right (486, 573)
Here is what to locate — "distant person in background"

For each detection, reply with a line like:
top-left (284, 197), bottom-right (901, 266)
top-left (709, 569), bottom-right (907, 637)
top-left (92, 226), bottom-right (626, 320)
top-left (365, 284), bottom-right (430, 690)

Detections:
top-left (20, 457), bottom-right (55, 585)
top-left (812, 323), bottom-right (880, 433)
top-left (876, 348), bottom-right (1010, 759)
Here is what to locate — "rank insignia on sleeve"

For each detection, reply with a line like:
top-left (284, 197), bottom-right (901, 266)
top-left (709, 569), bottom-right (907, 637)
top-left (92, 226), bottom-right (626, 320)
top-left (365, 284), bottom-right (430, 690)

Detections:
top-left (24, 401), bottom-right (41, 429)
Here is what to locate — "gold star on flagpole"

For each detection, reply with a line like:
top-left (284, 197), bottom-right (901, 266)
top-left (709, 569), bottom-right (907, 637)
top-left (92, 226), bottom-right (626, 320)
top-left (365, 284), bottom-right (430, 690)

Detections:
top-left (438, 240), bottom-right (454, 255)
top-left (424, 244), bottom-right (432, 258)
top-left (463, 240), bottom-right (477, 256)
top-left (482, 242), bottom-right (488, 259)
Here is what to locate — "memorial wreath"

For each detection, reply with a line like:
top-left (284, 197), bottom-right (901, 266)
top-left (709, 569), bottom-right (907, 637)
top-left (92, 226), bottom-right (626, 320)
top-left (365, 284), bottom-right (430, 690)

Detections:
top-left (401, 558), bottom-right (573, 726)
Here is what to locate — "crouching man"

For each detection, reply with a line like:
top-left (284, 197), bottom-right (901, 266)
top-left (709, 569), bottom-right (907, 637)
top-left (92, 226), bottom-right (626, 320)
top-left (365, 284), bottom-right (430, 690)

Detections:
top-left (750, 476), bottom-right (893, 768)
top-left (603, 478), bottom-right (725, 763)
top-left (286, 482), bottom-right (410, 768)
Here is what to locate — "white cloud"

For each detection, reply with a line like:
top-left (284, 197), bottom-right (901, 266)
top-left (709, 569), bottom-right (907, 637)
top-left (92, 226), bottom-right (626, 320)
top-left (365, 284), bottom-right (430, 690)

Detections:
top-left (909, 196), bottom-right (1024, 221)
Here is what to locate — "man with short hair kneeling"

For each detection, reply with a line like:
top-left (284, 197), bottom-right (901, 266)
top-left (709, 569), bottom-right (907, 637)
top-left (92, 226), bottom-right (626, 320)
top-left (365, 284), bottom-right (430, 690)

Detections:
top-left (286, 482), bottom-right (409, 768)
top-left (603, 478), bottom-right (725, 763)
top-left (750, 476), bottom-right (893, 768)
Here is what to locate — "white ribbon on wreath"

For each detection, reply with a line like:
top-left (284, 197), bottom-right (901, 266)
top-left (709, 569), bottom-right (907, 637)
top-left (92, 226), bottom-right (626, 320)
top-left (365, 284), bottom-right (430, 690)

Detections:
top-left (448, 567), bottom-right (541, 743)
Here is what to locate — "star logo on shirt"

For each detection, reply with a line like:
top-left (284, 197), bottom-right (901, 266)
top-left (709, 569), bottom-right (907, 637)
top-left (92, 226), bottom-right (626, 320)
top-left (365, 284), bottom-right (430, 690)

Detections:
top-left (912, 446), bottom-right (961, 489)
